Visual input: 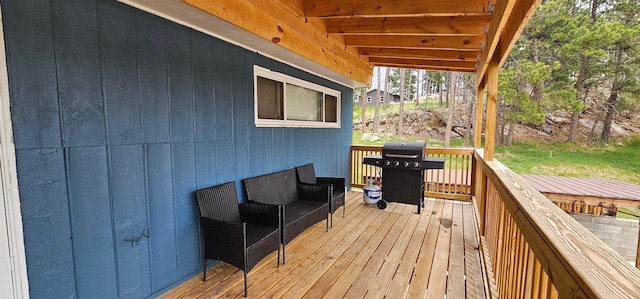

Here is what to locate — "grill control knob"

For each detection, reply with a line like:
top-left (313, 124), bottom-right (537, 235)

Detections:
top-left (413, 162), bottom-right (420, 168)
top-left (393, 161), bottom-right (400, 167)
top-left (403, 161), bottom-right (409, 167)
top-left (384, 160), bottom-right (391, 166)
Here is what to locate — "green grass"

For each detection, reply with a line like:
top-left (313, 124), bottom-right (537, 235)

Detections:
top-left (618, 207), bottom-right (640, 220)
top-left (495, 139), bottom-right (640, 220)
top-left (494, 139), bottom-right (640, 185)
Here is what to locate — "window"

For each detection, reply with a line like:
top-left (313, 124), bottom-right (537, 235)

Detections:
top-left (366, 96), bottom-right (372, 103)
top-left (379, 96), bottom-right (384, 103)
top-left (254, 66), bottom-right (341, 128)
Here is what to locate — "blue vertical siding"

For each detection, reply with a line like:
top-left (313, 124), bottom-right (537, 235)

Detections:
top-left (4, 0), bottom-right (353, 298)
top-left (171, 143), bottom-right (200, 278)
top-left (99, 0), bottom-right (142, 146)
top-left (192, 33), bottom-right (215, 143)
top-left (66, 147), bottom-right (118, 298)
top-left (14, 149), bottom-right (74, 299)
top-left (110, 145), bottom-right (152, 298)
top-left (3, 0), bottom-right (61, 149)
top-left (167, 26), bottom-right (195, 143)
top-left (53, 0), bottom-right (107, 147)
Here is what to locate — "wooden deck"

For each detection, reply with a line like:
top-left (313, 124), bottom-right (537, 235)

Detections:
top-left (160, 191), bottom-right (487, 299)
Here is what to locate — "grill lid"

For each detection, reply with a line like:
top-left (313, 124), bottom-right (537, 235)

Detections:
top-left (382, 141), bottom-right (425, 159)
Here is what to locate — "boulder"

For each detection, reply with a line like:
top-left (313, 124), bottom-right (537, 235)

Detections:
top-left (579, 119), bottom-right (629, 137)
top-left (361, 133), bottom-right (381, 142)
top-left (433, 103), bottom-right (472, 128)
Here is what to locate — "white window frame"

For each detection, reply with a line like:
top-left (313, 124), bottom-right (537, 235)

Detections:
top-left (254, 65), bottom-right (341, 128)
top-left (366, 96), bottom-right (372, 103)
top-left (0, 9), bottom-right (29, 298)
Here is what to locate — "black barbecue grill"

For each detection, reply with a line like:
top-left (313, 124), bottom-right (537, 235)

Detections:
top-left (363, 142), bottom-right (445, 214)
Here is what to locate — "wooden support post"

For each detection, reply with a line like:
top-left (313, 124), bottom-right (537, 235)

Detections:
top-left (474, 82), bottom-right (485, 149)
top-left (484, 54), bottom-right (499, 161)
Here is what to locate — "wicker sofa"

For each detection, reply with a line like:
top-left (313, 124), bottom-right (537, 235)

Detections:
top-left (243, 168), bottom-right (329, 263)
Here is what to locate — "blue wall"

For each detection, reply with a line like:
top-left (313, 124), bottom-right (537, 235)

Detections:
top-left (2, 0), bottom-right (353, 297)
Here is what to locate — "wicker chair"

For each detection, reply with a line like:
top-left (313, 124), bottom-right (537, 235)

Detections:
top-left (296, 163), bottom-right (346, 228)
top-left (196, 181), bottom-right (280, 297)
top-left (243, 169), bottom-right (329, 264)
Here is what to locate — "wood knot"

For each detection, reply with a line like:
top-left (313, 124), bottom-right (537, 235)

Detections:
top-left (272, 37), bottom-right (281, 44)
top-left (277, 25), bottom-right (284, 33)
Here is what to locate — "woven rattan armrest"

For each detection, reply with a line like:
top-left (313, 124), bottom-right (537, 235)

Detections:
top-left (238, 202), bottom-right (280, 227)
top-left (297, 184), bottom-right (331, 203)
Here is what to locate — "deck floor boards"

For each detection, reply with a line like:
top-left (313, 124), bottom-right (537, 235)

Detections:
top-left (159, 191), bottom-right (487, 299)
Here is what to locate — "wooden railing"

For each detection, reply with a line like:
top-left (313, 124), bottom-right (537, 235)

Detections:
top-left (474, 149), bottom-right (640, 298)
top-left (349, 145), bottom-right (474, 201)
top-left (350, 145), bottom-right (640, 297)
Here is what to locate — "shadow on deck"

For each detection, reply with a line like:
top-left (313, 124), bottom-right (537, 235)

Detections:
top-left (160, 191), bottom-right (487, 298)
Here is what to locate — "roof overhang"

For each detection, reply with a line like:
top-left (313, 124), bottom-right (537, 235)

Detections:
top-left (119, 0), bottom-right (540, 89)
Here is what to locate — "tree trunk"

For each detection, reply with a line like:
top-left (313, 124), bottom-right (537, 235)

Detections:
top-left (398, 68), bottom-right (406, 136)
top-left (505, 123), bottom-right (514, 146)
top-left (600, 48), bottom-right (626, 142)
top-left (569, 0), bottom-right (599, 142)
top-left (530, 46), bottom-right (544, 104)
top-left (464, 89), bottom-right (475, 146)
top-left (445, 75), bottom-right (451, 108)
top-left (424, 76), bottom-right (431, 111)
top-left (360, 88), bottom-right (367, 134)
top-left (384, 67), bottom-right (390, 109)
top-left (589, 110), bottom-right (600, 140)
top-left (497, 102), bottom-right (504, 145)
top-left (568, 110), bottom-right (581, 142)
top-left (568, 57), bottom-right (589, 142)
top-left (462, 77), bottom-right (468, 104)
top-left (416, 70), bottom-right (421, 104)
top-left (444, 72), bottom-right (456, 147)
top-left (439, 82), bottom-right (443, 107)
top-left (373, 68), bottom-right (381, 132)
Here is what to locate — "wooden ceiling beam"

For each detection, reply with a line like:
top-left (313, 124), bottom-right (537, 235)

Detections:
top-left (183, 0), bottom-right (373, 84)
top-left (345, 35), bottom-right (484, 50)
top-left (372, 62), bottom-right (477, 73)
top-left (325, 15), bottom-right (491, 36)
top-left (368, 57), bottom-right (478, 70)
top-left (360, 48), bottom-right (482, 62)
top-left (476, 0), bottom-right (540, 87)
top-left (497, 0), bottom-right (540, 68)
top-left (303, 0), bottom-right (489, 18)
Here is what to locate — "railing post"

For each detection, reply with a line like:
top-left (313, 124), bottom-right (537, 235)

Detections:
top-left (474, 151), bottom-right (488, 236)
top-left (479, 166), bottom-right (487, 236)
